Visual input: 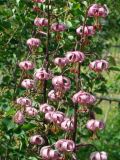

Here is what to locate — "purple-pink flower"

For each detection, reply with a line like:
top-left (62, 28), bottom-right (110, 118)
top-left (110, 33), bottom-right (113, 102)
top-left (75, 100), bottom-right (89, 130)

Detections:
top-left (30, 135), bottom-right (44, 145)
top-left (48, 90), bottom-right (60, 101)
top-left (52, 75), bottom-right (71, 91)
top-left (88, 4), bottom-right (108, 17)
top-left (55, 139), bottom-right (75, 152)
top-left (66, 51), bottom-right (85, 63)
top-left (34, 68), bottom-right (52, 80)
top-left (16, 97), bottom-right (32, 107)
top-left (54, 57), bottom-right (69, 68)
top-left (61, 117), bottom-right (74, 132)
top-left (26, 107), bottom-right (38, 116)
top-left (89, 60), bottom-right (109, 72)
top-left (13, 111), bottom-right (25, 125)
top-left (40, 146), bottom-right (60, 160)
top-left (45, 111), bottom-right (65, 125)
top-left (34, 17), bottom-right (48, 27)
top-left (27, 38), bottom-right (41, 48)
top-left (86, 119), bottom-right (105, 132)
top-left (76, 26), bottom-right (95, 36)
top-left (19, 61), bottom-right (34, 71)
top-left (72, 91), bottom-right (96, 106)
top-left (51, 23), bottom-right (67, 32)
top-left (39, 103), bottom-right (55, 113)
top-left (90, 151), bottom-right (108, 160)
top-left (21, 79), bottom-right (34, 89)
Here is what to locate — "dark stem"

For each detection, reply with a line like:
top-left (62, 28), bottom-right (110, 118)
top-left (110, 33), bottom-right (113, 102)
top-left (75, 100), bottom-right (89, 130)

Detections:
top-left (72, 6), bottom-right (89, 148)
top-left (43, 0), bottom-right (51, 103)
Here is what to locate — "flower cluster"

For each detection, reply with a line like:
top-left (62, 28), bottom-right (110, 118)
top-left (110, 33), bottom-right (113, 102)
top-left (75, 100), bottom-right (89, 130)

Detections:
top-left (39, 103), bottom-right (74, 132)
top-left (13, 2), bottom-right (109, 160)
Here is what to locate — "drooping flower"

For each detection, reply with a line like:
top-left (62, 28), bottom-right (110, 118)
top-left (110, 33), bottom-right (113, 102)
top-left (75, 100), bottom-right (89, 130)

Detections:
top-left (21, 79), bottom-right (34, 89)
top-left (86, 119), bottom-right (105, 132)
top-left (66, 51), bottom-right (85, 63)
top-left (45, 111), bottom-right (65, 125)
top-left (13, 111), bottom-right (25, 125)
top-left (30, 135), bottom-right (44, 145)
top-left (55, 139), bottom-right (75, 152)
top-left (39, 103), bottom-right (55, 113)
top-left (89, 60), bottom-right (109, 72)
top-left (34, 68), bottom-right (52, 80)
top-left (72, 91), bottom-right (96, 106)
top-left (52, 75), bottom-right (71, 91)
top-left (16, 97), bottom-right (32, 107)
top-left (54, 57), bottom-right (69, 68)
top-left (34, 17), bottom-right (48, 27)
top-left (19, 61), bottom-right (34, 71)
top-left (76, 26), bottom-right (95, 36)
top-left (27, 38), bottom-right (41, 48)
top-left (40, 146), bottom-right (60, 160)
top-left (90, 151), bottom-right (108, 160)
top-left (48, 90), bottom-right (60, 101)
top-left (51, 23), bottom-right (67, 32)
top-left (61, 117), bottom-right (74, 132)
top-left (88, 4), bottom-right (109, 17)
top-left (26, 107), bottom-right (38, 116)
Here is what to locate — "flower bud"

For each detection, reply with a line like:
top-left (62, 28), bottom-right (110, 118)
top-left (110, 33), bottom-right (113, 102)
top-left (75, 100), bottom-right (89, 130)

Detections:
top-left (66, 51), bottom-right (85, 63)
top-left (34, 17), bottom-right (48, 27)
top-left (16, 97), bottom-right (32, 107)
top-left (90, 151), bottom-right (108, 160)
top-left (61, 117), bottom-right (74, 132)
top-left (86, 119), bottom-right (105, 132)
top-left (26, 107), bottom-right (38, 116)
top-left (30, 135), bottom-right (44, 145)
top-left (52, 75), bottom-right (71, 91)
top-left (19, 61), bottom-right (34, 71)
top-left (55, 139), bottom-right (75, 152)
top-left (40, 146), bottom-right (60, 160)
top-left (72, 91), bottom-right (96, 106)
top-left (89, 60), bottom-right (108, 72)
top-left (54, 57), bottom-right (69, 67)
top-left (13, 111), bottom-right (25, 125)
top-left (88, 4), bottom-right (108, 17)
top-left (76, 26), bottom-right (95, 36)
top-left (26, 38), bottom-right (41, 48)
top-left (39, 103), bottom-right (55, 113)
top-left (34, 68), bottom-right (52, 80)
top-left (21, 79), bottom-right (34, 89)
top-left (51, 23), bottom-right (67, 32)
